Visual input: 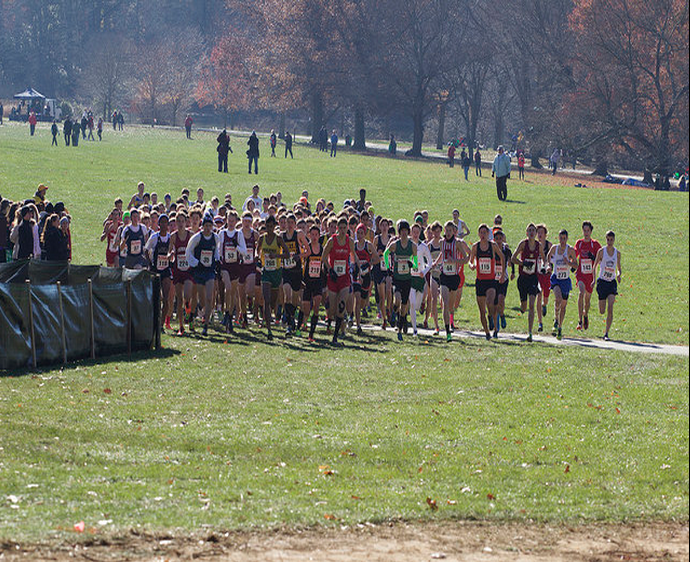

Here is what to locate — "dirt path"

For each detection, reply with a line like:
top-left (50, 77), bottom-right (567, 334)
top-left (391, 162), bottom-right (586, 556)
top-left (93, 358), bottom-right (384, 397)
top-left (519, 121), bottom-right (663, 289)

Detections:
top-left (2, 521), bottom-right (687, 561)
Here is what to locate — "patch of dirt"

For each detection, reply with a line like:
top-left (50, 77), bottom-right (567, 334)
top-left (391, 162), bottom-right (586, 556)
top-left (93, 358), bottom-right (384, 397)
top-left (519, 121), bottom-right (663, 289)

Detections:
top-left (1, 521), bottom-right (688, 561)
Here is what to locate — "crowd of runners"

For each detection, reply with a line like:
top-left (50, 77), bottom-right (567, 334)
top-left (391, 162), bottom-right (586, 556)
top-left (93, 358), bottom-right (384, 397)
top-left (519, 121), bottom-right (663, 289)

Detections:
top-left (101, 182), bottom-right (623, 344)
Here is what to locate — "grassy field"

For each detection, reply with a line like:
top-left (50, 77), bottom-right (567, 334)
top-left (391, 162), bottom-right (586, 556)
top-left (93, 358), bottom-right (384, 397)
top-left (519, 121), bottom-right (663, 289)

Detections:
top-left (0, 122), bottom-right (688, 543)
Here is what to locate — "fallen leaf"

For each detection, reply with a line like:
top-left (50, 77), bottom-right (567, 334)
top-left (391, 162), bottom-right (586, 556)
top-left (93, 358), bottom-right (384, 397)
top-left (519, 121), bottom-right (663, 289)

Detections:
top-left (323, 513), bottom-right (337, 520)
top-left (446, 499), bottom-right (457, 505)
top-left (487, 493), bottom-right (495, 500)
top-left (74, 521), bottom-right (85, 533)
top-left (564, 465), bottom-right (570, 473)
top-left (426, 497), bottom-right (438, 511)
top-left (103, 388), bottom-right (112, 394)
top-left (615, 408), bottom-right (621, 414)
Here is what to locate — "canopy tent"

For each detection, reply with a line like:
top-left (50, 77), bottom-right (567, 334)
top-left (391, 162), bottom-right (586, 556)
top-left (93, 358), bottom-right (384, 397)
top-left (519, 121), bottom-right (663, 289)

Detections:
top-left (13, 87), bottom-right (45, 100)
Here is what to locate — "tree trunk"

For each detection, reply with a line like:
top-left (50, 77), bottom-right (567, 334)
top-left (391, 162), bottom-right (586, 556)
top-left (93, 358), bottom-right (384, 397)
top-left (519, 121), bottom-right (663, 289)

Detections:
top-left (592, 157), bottom-right (608, 176)
top-left (409, 106), bottom-right (424, 157)
top-left (310, 91), bottom-right (323, 144)
top-left (531, 152), bottom-right (543, 169)
top-left (278, 113), bottom-right (285, 139)
top-left (436, 102), bottom-right (446, 150)
top-left (353, 106), bottom-right (366, 150)
top-left (643, 169), bottom-right (654, 184)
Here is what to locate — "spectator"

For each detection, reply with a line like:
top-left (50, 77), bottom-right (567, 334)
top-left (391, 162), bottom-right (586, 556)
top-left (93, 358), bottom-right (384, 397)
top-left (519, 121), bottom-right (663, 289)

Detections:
top-left (217, 129), bottom-right (232, 173)
top-left (118, 111), bottom-right (124, 130)
top-left (243, 185), bottom-right (262, 211)
top-left (51, 121), bottom-right (59, 146)
top-left (462, 149), bottom-right (471, 181)
top-left (270, 130), bottom-right (277, 157)
top-left (247, 131), bottom-right (260, 174)
top-left (60, 216), bottom-right (72, 260)
top-left (517, 151), bottom-right (525, 180)
top-left (0, 102), bottom-right (3, 125)
top-left (284, 131), bottom-right (293, 159)
top-left (34, 184), bottom-right (49, 205)
top-left (97, 117), bottom-right (103, 141)
top-left (0, 199), bottom-right (9, 262)
top-left (185, 114), bottom-right (193, 139)
top-left (63, 117), bottom-right (72, 146)
top-left (491, 145), bottom-right (511, 201)
top-left (80, 112), bottom-right (88, 139)
top-left (41, 214), bottom-right (69, 261)
top-left (28, 111), bottom-right (37, 136)
top-left (87, 112), bottom-right (95, 140)
top-left (388, 134), bottom-right (397, 155)
top-left (447, 143), bottom-right (456, 167)
top-left (679, 175), bottom-right (688, 192)
top-left (475, 148), bottom-right (482, 176)
top-left (549, 148), bottom-right (560, 175)
top-left (71, 121), bottom-right (80, 147)
top-left (112, 110), bottom-right (118, 130)
top-left (10, 205), bottom-right (40, 259)
top-left (330, 130), bottom-right (338, 157)
top-left (355, 189), bottom-right (367, 212)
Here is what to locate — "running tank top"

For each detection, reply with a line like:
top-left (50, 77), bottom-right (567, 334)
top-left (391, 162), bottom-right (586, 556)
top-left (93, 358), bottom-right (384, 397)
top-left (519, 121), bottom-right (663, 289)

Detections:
top-left (428, 239), bottom-right (442, 277)
top-left (598, 247), bottom-right (618, 281)
top-left (124, 224), bottom-right (146, 258)
top-left (520, 238), bottom-right (540, 276)
top-left (107, 225), bottom-right (120, 253)
top-left (261, 234), bottom-right (281, 271)
top-left (576, 238), bottom-right (601, 276)
top-left (328, 234), bottom-right (350, 278)
top-left (304, 243), bottom-right (323, 279)
top-left (476, 241), bottom-right (495, 280)
top-left (194, 233), bottom-right (216, 269)
top-left (150, 232), bottom-right (170, 272)
top-left (393, 239), bottom-right (414, 279)
top-left (282, 230), bottom-right (301, 270)
top-left (240, 230), bottom-right (256, 265)
top-left (221, 229), bottom-right (239, 265)
top-left (551, 245), bottom-right (571, 280)
top-left (173, 230), bottom-right (191, 271)
top-left (441, 236), bottom-right (459, 276)
top-left (355, 241), bottom-right (372, 273)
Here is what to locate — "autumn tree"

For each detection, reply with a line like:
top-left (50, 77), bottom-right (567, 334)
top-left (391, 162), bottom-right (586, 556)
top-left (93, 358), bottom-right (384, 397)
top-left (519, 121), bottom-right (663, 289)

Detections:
top-left (165, 28), bottom-right (204, 126)
top-left (568, 0), bottom-right (690, 178)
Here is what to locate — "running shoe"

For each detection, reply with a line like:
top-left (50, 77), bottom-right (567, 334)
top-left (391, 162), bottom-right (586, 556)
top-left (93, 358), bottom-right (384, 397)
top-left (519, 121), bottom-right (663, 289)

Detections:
top-left (446, 333), bottom-right (452, 342)
top-left (382, 321), bottom-right (387, 330)
top-left (493, 330), bottom-right (498, 339)
top-left (485, 332), bottom-right (491, 341)
top-left (554, 319), bottom-right (559, 331)
top-left (413, 329), bottom-right (418, 337)
top-left (557, 327), bottom-right (562, 340)
top-left (202, 324), bottom-right (208, 336)
top-left (308, 337), bottom-right (315, 343)
top-left (356, 327), bottom-right (363, 336)
top-left (603, 332), bottom-right (609, 341)
top-left (176, 328), bottom-right (185, 336)
top-left (434, 329), bottom-right (440, 336)
top-left (397, 332), bottom-right (403, 341)
top-left (500, 315), bottom-right (507, 329)
top-left (542, 304), bottom-right (547, 316)
top-left (488, 315), bottom-right (494, 331)
top-left (526, 334), bottom-right (533, 342)
top-left (576, 321), bottom-right (583, 330)
top-left (584, 315), bottom-right (589, 330)
top-left (165, 316), bottom-right (172, 330)
top-left (538, 322), bottom-right (543, 333)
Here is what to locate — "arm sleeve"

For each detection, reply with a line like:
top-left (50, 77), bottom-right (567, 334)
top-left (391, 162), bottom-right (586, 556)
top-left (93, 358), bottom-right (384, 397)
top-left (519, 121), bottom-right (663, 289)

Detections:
top-left (144, 232), bottom-right (157, 259)
top-left (186, 232), bottom-right (200, 268)
top-left (33, 224), bottom-right (41, 257)
top-left (383, 248), bottom-right (390, 269)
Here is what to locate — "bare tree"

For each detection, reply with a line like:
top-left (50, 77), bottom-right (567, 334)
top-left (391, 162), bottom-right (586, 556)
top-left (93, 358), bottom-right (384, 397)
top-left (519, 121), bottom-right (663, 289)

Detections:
top-left (164, 28), bottom-right (204, 126)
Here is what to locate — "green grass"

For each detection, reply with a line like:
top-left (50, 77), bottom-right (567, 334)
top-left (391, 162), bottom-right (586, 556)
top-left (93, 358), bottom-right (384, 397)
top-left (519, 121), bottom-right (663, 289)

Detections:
top-left (0, 122), bottom-right (688, 542)
top-left (0, 122), bottom-right (687, 345)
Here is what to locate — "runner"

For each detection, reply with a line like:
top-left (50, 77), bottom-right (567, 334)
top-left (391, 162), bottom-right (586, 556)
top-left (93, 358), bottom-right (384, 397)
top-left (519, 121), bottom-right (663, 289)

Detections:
top-left (237, 211), bottom-right (258, 328)
top-left (101, 208), bottom-right (122, 267)
top-left (492, 230), bottom-right (514, 333)
top-left (372, 218), bottom-right (393, 329)
top-left (145, 214), bottom-right (173, 332)
top-left (469, 224), bottom-right (504, 339)
top-left (281, 214), bottom-right (309, 335)
top-left (546, 229), bottom-right (578, 340)
top-left (536, 224), bottom-right (553, 333)
top-left (385, 220), bottom-right (418, 341)
top-left (592, 230), bottom-right (622, 341)
top-left (431, 221), bottom-right (469, 342)
top-left (575, 221), bottom-right (601, 331)
top-left (185, 213), bottom-right (219, 336)
top-left (511, 223), bottom-right (545, 342)
top-left (218, 210), bottom-right (243, 334)
top-left (409, 222), bottom-right (432, 337)
top-left (352, 224), bottom-right (377, 335)
top-left (450, 223), bottom-right (471, 330)
top-left (257, 215), bottom-right (291, 339)
top-left (127, 182), bottom-right (146, 209)
top-left (452, 209), bottom-right (470, 239)
top-left (170, 211), bottom-right (194, 335)
top-left (424, 221), bottom-right (443, 334)
top-left (322, 216), bottom-right (357, 346)
top-left (301, 225), bottom-right (325, 342)
top-left (120, 208), bottom-right (148, 269)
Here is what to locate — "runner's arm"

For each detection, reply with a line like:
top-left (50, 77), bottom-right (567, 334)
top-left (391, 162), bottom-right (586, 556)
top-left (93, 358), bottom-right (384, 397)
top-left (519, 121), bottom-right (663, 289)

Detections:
top-left (511, 242), bottom-right (524, 266)
top-left (321, 239), bottom-right (333, 267)
top-left (616, 251), bottom-right (622, 283)
top-left (185, 232), bottom-right (200, 268)
top-left (492, 241), bottom-right (505, 274)
top-left (591, 248), bottom-right (603, 288)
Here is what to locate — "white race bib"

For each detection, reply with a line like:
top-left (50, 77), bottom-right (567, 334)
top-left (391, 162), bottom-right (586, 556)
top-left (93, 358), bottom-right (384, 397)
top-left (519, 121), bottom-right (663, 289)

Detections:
top-left (603, 264), bottom-right (616, 280)
top-left (264, 257), bottom-right (278, 271)
top-left (334, 260), bottom-right (347, 276)
top-left (308, 259), bottom-right (322, 278)
top-left (442, 262), bottom-right (456, 275)
top-left (522, 260), bottom-right (536, 275)
top-left (396, 259), bottom-right (410, 275)
top-left (555, 264), bottom-right (569, 280)
top-left (283, 256), bottom-right (296, 269)
top-left (241, 249), bottom-right (254, 264)
top-left (478, 257), bottom-right (492, 275)
top-left (130, 239), bottom-right (141, 255)
top-left (156, 254), bottom-right (169, 270)
top-left (177, 255), bottom-right (189, 271)
top-left (224, 245), bottom-right (237, 263)
top-left (360, 261), bottom-right (371, 274)
top-left (200, 250), bottom-right (213, 267)
top-left (495, 266), bottom-right (503, 281)
top-left (580, 259), bottom-right (593, 274)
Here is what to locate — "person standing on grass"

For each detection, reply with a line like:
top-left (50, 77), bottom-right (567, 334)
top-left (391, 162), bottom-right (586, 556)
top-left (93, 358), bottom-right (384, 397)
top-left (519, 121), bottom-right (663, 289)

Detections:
top-left (112, 110), bottom-right (118, 130)
top-left (284, 130), bottom-right (294, 158)
top-left (592, 230), bottom-right (621, 341)
top-left (87, 112), bottom-right (95, 140)
top-left (63, 117), bottom-right (72, 146)
top-left (550, 148), bottom-right (560, 175)
top-left (80, 112), bottom-right (88, 139)
top-left (97, 117), bottom-right (103, 140)
top-left (447, 143), bottom-right (456, 167)
top-left (475, 148), bottom-right (482, 176)
top-left (118, 111), bottom-right (124, 130)
top-left (517, 150), bottom-right (525, 180)
top-left (575, 221), bottom-right (601, 332)
top-left (51, 120), bottom-right (58, 146)
top-left (491, 145), bottom-right (511, 201)
top-left (28, 111), bottom-right (37, 136)
top-left (0, 102), bottom-right (3, 125)
top-left (330, 130), bottom-right (338, 157)
top-left (270, 130), bottom-right (277, 156)
top-left (71, 120), bottom-right (80, 147)
top-left (217, 128), bottom-right (232, 173)
top-left (388, 134), bottom-right (397, 155)
top-left (185, 114), bottom-right (193, 139)
top-left (546, 229), bottom-right (578, 340)
top-left (462, 149), bottom-right (471, 181)
top-left (247, 131), bottom-right (260, 174)
top-left (511, 223), bottom-right (545, 342)
top-left (10, 205), bottom-right (40, 259)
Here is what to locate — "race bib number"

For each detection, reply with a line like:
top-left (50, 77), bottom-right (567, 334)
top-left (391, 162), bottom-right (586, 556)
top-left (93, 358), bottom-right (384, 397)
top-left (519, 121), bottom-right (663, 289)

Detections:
top-left (442, 262), bottom-right (456, 275)
top-left (130, 239), bottom-right (141, 255)
top-left (308, 259), bottom-right (322, 278)
top-left (603, 264), bottom-right (616, 280)
top-left (396, 259), bottom-right (410, 275)
top-left (555, 264), bottom-right (569, 280)
top-left (522, 260), bottom-right (536, 275)
top-left (241, 249), bottom-right (254, 264)
top-left (156, 254), bottom-right (169, 271)
top-left (478, 257), bottom-right (492, 275)
top-left (108, 236), bottom-right (118, 253)
top-left (580, 259), bottom-right (593, 274)
top-left (495, 266), bottom-right (503, 281)
top-left (264, 257), bottom-right (278, 271)
top-left (177, 255), bottom-right (189, 271)
top-left (283, 256), bottom-right (296, 269)
top-left (200, 250), bottom-right (213, 267)
top-left (360, 262), bottom-right (371, 274)
top-left (224, 246), bottom-right (237, 263)
top-left (334, 260), bottom-right (347, 276)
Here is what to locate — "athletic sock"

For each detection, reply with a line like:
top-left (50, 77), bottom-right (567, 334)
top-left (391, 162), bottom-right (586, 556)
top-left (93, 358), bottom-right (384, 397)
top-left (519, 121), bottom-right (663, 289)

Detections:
top-left (286, 303), bottom-right (295, 330)
top-left (309, 314), bottom-right (318, 337)
top-left (333, 317), bottom-right (342, 343)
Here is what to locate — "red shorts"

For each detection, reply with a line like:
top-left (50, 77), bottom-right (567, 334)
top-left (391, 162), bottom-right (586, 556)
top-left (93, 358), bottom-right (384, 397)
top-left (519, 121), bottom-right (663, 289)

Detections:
top-left (172, 268), bottom-right (193, 285)
top-left (106, 249), bottom-right (119, 266)
top-left (538, 273), bottom-right (551, 297)
top-left (327, 274), bottom-right (351, 293)
top-left (575, 273), bottom-right (594, 293)
top-left (220, 263), bottom-right (241, 281)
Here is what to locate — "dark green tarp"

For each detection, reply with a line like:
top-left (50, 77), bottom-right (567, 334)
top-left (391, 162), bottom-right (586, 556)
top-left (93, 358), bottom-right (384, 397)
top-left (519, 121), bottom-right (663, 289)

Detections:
top-left (0, 260), bottom-right (159, 371)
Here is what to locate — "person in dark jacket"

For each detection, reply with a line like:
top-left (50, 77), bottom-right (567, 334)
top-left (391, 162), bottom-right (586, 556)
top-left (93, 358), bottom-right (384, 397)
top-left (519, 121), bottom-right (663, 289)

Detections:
top-left (270, 130), bottom-right (277, 157)
top-left (217, 129), bottom-right (232, 172)
top-left (247, 131), bottom-right (260, 174)
top-left (72, 122), bottom-right (80, 146)
top-left (63, 118), bottom-right (72, 146)
top-left (10, 205), bottom-right (39, 259)
top-left (0, 199), bottom-right (9, 263)
top-left (41, 214), bottom-right (69, 261)
top-left (80, 114), bottom-right (88, 139)
top-left (462, 149), bottom-right (471, 181)
top-left (284, 131), bottom-right (293, 159)
top-left (475, 148), bottom-right (482, 176)
top-left (51, 121), bottom-right (59, 146)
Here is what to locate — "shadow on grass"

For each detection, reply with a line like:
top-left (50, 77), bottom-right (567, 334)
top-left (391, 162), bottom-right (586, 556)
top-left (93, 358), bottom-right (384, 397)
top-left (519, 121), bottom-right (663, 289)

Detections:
top-left (1, 347), bottom-right (182, 379)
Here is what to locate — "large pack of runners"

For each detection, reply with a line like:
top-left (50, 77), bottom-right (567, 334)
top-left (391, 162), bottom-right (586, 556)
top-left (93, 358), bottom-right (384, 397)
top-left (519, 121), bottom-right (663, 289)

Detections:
top-left (101, 182), bottom-right (623, 344)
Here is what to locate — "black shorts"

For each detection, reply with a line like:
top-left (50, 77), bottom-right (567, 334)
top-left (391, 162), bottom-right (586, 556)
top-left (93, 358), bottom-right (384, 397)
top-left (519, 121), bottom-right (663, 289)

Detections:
top-left (494, 280), bottom-right (508, 304)
top-left (517, 274), bottom-right (539, 302)
top-left (393, 278), bottom-right (411, 304)
top-left (475, 278), bottom-right (497, 298)
top-left (596, 279), bottom-right (618, 300)
top-left (372, 265), bottom-right (391, 285)
top-left (439, 273), bottom-right (460, 291)
top-left (302, 278), bottom-right (324, 302)
top-left (282, 269), bottom-right (303, 292)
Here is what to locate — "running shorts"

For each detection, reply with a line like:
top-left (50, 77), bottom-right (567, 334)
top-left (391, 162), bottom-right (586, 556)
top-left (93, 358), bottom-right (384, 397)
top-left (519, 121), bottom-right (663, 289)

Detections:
top-left (550, 275), bottom-right (572, 299)
top-left (475, 278), bottom-right (497, 298)
top-left (282, 269), bottom-right (303, 292)
top-left (439, 272), bottom-right (460, 291)
top-left (596, 279), bottom-right (618, 300)
top-left (517, 274), bottom-right (539, 301)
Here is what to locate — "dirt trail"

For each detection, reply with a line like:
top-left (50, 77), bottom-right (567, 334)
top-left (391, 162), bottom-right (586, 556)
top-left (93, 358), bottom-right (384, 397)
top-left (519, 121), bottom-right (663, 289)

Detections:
top-left (2, 521), bottom-right (688, 561)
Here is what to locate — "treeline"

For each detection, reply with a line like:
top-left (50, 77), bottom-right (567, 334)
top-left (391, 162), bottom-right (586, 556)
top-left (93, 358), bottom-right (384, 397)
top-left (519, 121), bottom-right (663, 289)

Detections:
top-left (1, 0), bottom-right (688, 176)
